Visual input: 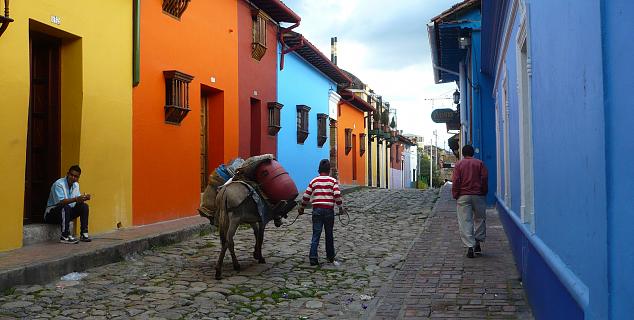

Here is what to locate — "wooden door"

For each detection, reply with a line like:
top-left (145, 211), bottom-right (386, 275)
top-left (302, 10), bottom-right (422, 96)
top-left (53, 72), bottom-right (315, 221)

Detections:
top-left (200, 94), bottom-right (208, 192)
top-left (24, 32), bottom-right (61, 224)
top-left (250, 98), bottom-right (261, 156)
top-left (352, 134), bottom-right (357, 181)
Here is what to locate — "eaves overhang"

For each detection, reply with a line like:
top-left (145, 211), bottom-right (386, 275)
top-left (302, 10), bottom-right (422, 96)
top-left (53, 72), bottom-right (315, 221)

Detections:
top-left (248, 0), bottom-right (300, 23)
top-left (428, 0), bottom-right (481, 84)
top-left (338, 89), bottom-right (376, 113)
top-left (281, 31), bottom-right (352, 85)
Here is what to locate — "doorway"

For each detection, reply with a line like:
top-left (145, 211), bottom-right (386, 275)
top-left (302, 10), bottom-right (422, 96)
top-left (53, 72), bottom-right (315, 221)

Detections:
top-left (352, 134), bottom-right (357, 182)
top-left (24, 32), bottom-right (62, 224)
top-left (250, 98), bottom-right (261, 157)
top-left (200, 94), bottom-right (209, 192)
top-left (329, 119), bottom-right (338, 178)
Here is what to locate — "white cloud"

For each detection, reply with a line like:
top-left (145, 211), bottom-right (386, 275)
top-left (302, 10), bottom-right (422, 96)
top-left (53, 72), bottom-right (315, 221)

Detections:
top-left (281, 0), bottom-right (461, 148)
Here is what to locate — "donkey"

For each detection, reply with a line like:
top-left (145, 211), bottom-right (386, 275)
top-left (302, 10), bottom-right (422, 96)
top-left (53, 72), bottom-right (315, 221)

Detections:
top-left (214, 181), bottom-right (294, 280)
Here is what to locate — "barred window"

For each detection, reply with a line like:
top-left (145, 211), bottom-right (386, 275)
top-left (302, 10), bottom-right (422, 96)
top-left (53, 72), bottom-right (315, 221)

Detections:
top-left (267, 102), bottom-right (283, 135)
top-left (359, 133), bottom-right (366, 155)
top-left (252, 10), bottom-right (267, 61)
top-left (164, 70), bottom-right (194, 125)
top-left (163, 0), bottom-right (190, 20)
top-left (317, 113), bottom-right (328, 147)
top-left (345, 128), bottom-right (353, 155)
top-left (297, 105), bottom-right (310, 144)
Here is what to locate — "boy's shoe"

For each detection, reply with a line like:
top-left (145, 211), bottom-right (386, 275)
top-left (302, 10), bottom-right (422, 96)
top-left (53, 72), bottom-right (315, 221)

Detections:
top-left (466, 247), bottom-right (475, 258)
top-left (474, 241), bottom-right (482, 254)
top-left (327, 257), bottom-right (335, 263)
top-left (80, 233), bottom-right (92, 242)
top-left (309, 259), bottom-right (320, 266)
top-left (60, 235), bottom-right (79, 244)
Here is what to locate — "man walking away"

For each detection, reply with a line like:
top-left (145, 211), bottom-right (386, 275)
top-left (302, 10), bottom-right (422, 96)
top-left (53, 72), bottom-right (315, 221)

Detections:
top-left (44, 165), bottom-right (92, 244)
top-left (451, 145), bottom-right (488, 258)
top-left (298, 159), bottom-right (343, 266)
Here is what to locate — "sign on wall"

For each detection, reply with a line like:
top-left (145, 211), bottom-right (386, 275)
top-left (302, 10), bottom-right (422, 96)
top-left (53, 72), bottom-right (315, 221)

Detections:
top-left (431, 108), bottom-right (458, 123)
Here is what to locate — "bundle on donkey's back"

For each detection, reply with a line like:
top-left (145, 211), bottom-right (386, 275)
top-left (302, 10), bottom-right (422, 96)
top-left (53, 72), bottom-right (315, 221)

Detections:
top-left (198, 154), bottom-right (298, 279)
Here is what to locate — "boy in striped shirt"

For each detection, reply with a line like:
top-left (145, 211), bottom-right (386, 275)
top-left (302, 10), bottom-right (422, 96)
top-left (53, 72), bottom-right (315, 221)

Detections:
top-left (298, 159), bottom-right (343, 266)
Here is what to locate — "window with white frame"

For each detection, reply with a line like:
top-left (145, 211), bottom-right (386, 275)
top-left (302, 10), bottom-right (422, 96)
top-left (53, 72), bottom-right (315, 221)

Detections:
top-left (517, 2), bottom-right (535, 231)
top-left (502, 69), bottom-right (511, 208)
top-left (495, 101), bottom-right (502, 197)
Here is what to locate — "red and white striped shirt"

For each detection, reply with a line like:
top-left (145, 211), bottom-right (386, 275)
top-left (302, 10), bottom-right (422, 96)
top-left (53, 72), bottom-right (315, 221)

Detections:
top-left (300, 174), bottom-right (342, 209)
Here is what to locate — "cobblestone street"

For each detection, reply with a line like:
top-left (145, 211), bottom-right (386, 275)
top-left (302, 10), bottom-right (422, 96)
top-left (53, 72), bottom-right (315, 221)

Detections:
top-left (1, 188), bottom-right (437, 320)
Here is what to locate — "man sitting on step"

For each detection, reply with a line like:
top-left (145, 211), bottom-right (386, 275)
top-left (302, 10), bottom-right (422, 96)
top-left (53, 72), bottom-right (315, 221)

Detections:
top-left (43, 165), bottom-right (92, 244)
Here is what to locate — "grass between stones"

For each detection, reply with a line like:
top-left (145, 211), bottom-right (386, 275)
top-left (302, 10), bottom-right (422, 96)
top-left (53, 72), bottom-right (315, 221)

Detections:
top-left (2, 287), bottom-right (15, 296)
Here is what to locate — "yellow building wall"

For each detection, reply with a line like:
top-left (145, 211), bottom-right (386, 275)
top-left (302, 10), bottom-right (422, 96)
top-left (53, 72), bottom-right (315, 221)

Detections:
top-left (0, 0), bottom-right (133, 251)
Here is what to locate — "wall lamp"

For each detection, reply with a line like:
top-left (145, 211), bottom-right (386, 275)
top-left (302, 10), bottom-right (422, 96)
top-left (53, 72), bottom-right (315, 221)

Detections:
top-left (453, 90), bottom-right (460, 105)
top-left (0, 0), bottom-right (13, 38)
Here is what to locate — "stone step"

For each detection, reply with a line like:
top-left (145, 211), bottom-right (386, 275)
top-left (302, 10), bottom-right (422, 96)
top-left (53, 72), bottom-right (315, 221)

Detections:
top-left (22, 222), bottom-right (74, 246)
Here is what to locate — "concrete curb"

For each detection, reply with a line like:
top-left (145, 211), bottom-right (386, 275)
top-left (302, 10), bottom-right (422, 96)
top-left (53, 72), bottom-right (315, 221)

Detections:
top-left (0, 221), bottom-right (212, 291)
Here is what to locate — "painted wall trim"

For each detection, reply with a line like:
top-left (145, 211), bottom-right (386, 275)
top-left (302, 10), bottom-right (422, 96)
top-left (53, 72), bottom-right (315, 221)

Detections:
top-left (493, 0), bottom-right (519, 94)
top-left (496, 195), bottom-right (589, 311)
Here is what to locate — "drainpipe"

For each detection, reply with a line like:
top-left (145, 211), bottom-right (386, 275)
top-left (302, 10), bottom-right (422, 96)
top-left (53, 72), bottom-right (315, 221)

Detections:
top-left (279, 22), bottom-right (300, 70)
top-left (133, 0), bottom-right (140, 86)
top-left (459, 61), bottom-right (467, 151)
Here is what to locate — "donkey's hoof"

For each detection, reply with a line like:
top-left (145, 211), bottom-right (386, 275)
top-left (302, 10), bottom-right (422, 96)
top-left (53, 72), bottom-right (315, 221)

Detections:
top-left (258, 258), bottom-right (266, 264)
top-left (233, 263), bottom-right (241, 271)
top-left (215, 271), bottom-right (222, 280)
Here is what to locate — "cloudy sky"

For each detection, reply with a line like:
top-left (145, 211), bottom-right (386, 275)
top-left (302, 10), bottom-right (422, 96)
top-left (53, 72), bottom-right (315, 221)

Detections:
top-left (281, 0), bottom-right (461, 149)
top-left (282, 0), bottom-right (460, 148)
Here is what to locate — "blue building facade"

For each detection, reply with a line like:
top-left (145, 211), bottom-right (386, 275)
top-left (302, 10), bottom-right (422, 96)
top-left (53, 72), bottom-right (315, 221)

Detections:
top-left (481, 0), bottom-right (634, 319)
top-left (428, 0), bottom-right (497, 205)
top-left (277, 31), bottom-right (350, 190)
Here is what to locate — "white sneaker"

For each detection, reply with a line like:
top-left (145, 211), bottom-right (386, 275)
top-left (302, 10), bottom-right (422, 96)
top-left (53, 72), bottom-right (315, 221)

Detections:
top-left (60, 235), bottom-right (79, 244)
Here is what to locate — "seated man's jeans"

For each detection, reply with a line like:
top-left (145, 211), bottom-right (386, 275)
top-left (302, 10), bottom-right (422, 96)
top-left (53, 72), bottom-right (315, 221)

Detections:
top-left (44, 202), bottom-right (89, 237)
top-left (309, 207), bottom-right (335, 261)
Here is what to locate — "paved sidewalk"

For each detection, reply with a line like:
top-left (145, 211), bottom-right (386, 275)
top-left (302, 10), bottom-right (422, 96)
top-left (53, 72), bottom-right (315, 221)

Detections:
top-left (367, 184), bottom-right (533, 319)
top-left (0, 216), bottom-right (212, 291)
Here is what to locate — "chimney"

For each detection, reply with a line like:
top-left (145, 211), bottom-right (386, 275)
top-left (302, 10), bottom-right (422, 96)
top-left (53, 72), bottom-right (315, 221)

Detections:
top-left (331, 37), bottom-right (338, 65)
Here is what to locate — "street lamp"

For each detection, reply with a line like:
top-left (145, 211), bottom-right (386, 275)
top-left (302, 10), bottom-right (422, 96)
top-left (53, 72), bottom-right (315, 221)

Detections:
top-left (453, 90), bottom-right (460, 105)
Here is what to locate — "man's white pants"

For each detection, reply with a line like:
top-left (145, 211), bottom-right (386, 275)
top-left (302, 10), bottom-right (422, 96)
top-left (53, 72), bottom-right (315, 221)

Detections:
top-left (456, 195), bottom-right (487, 248)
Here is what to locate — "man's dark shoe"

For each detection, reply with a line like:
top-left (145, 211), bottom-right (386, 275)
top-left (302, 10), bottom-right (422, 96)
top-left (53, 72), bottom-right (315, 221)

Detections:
top-left (80, 233), bottom-right (92, 242)
top-left (309, 259), bottom-right (320, 266)
top-left (474, 241), bottom-right (482, 254)
top-left (466, 247), bottom-right (475, 258)
top-left (327, 257), bottom-right (335, 263)
top-left (60, 235), bottom-right (79, 244)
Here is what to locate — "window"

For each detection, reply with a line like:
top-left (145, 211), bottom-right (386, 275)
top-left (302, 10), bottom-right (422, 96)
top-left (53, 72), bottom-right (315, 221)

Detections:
top-left (267, 102), bottom-right (282, 135)
top-left (251, 10), bottom-right (267, 61)
top-left (164, 70), bottom-right (194, 125)
top-left (296, 105), bottom-right (310, 144)
top-left (502, 69), bottom-right (511, 207)
top-left (162, 0), bottom-right (190, 19)
top-left (317, 113), bottom-right (328, 147)
top-left (359, 133), bottom-right (366, 155)
top-left (345, 128), bottom-right (353, 155)
top-left (517, 4), bottom-right (535, 232)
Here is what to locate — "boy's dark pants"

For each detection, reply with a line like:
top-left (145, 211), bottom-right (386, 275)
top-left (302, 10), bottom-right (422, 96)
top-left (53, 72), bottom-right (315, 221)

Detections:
top-left (44, 203), bottom-right (89, 237)
top-left (310, 207), bottom-right (335, 262)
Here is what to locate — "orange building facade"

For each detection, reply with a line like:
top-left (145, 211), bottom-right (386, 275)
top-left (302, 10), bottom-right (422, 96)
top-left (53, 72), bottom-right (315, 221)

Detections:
top-left (132, 1), bottom-right (239, 225)
top-left (336, 91), bottom-right (374, 185)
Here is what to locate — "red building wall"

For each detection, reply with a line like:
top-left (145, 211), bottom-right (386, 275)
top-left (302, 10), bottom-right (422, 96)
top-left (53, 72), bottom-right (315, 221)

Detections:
top-left (237, 2), bottom-right (278, 158)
